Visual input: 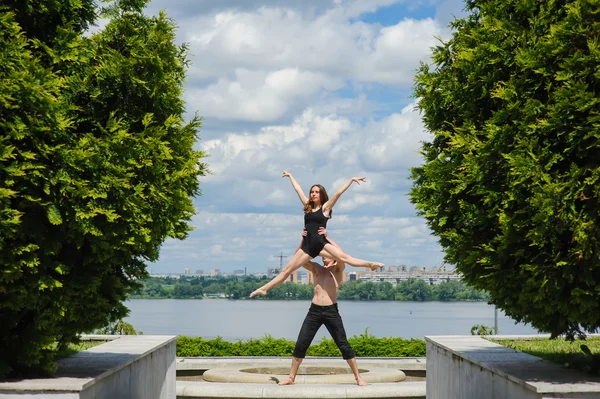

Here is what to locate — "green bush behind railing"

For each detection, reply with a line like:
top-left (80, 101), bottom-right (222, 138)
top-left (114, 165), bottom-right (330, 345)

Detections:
top-left (176, 330), bottom-right (426, 357)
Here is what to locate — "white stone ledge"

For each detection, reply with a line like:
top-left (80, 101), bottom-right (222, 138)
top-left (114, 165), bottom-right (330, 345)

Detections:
top-left (426, 335), bottom-right (600, 399)
top-left (0, 335), bottom-right (176, 398)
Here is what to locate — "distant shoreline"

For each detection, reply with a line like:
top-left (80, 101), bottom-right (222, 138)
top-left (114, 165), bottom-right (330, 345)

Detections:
top-left (127, 296), bottom-right (489, 302)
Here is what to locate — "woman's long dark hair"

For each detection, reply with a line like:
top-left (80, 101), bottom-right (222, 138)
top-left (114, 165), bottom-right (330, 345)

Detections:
top-left (303, 184), bottom-right (331, 216)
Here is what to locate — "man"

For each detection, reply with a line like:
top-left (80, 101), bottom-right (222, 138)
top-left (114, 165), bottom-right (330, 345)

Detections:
top-left (250, 234), bottom-right (367, 386)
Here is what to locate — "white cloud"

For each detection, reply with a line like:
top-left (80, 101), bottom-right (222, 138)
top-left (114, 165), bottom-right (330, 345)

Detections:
top-left (152, 211), bottom-right (443, 273)
top-left (174, 3), bottom-right (446, 123)
top-left (356, 18), bottom-right (442, 85)
top-left (140, 0), bottom-right (458, 274)
top-left (183, 8), bottom-right (443, 86)
top-left (210, 245), bottom-right (224, 254)
top-left (336, 193), bottom-right (390, 212)
top-left (187, 68), bottom-right (344, 121)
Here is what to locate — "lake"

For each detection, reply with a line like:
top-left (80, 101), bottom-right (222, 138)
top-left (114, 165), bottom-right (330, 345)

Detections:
top-left (123, 299), bottom-right (539, 341)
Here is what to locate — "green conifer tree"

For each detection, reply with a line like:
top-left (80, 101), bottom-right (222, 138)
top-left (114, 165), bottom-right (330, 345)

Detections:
top-left (411, 0), bottom-right (600, 338)
top-left (0, 0), bottom-right (207, 376)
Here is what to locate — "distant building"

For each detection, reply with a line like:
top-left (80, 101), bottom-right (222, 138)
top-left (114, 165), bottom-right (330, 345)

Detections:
top-left (430, 265), bottom-right (448, 272)
top-left (205, 293), bottom-right (226, 299)
top-left (388, 265), bottom-right (407, 272)
top-left (286, 270), bottom-right (304, 283)
top-left (232, 269), bottom-right (245, 276)
top-left (409, 266), bottom-right (427, 273)
top-left (195, 269), bottom-right (204, 276)
top-left (358, 269), bottom-right (461, 286)
top-left (150, 273), bottom-right (182, 279)
top-left (210, 268), bottom-right (221, 277)
top-left (184, 268), bottom-right (191, 276)
top-left (306, 270), bottom-right (314, 285)
top-left (267, 267), bottom-right (281, 278)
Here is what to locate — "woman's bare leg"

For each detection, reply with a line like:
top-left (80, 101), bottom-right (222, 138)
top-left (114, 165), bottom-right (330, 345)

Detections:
top-left (322, 243), bottom-right (383, 270)
top-left (250, 250), bottom-right (312, 297)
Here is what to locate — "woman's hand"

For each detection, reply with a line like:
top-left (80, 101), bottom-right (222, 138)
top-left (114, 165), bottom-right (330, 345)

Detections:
top-left (351, 177), bottom-right (366, 185)
top-left (301, 229), bottom-right (307, 237)
top-left (282, 170), bottom-right (291, 178)
top-left (317, 227), bottom-right (327, 236)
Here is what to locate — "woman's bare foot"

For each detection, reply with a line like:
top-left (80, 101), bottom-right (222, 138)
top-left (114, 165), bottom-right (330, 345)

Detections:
top-left (356, 377), bottom-right (367, 386)
top-left (278, 376), bottom-right (295, 385)
top-left (367, 262), bottom-right (384, 271)
top-left (249, 288), bottom-right (267, 298)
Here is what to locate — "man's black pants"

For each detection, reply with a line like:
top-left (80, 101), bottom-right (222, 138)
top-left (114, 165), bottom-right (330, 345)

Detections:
top-left (293, 303), bottom-right (355, 360)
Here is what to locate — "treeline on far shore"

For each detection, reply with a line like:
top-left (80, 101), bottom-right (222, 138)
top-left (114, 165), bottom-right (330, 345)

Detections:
top-left (131, 275), bottom-right (490, 302)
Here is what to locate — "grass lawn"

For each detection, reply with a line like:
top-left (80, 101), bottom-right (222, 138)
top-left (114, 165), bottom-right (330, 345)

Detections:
top-left (490, 336), bottom-right (600, 376)
top-left (55, 340), bottom-right (106, 360)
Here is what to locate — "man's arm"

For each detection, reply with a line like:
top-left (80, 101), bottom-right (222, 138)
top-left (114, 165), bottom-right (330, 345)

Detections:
top-left (303, 261), bottom-right (318, 273)
top-left (330, 259), bottom-right (345, 273)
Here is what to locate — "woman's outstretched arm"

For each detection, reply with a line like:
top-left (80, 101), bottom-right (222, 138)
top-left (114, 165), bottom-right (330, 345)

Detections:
top-left (282, 170), bottom-right (308, 205)
top-left (323, 176), bottom-right (366, 214)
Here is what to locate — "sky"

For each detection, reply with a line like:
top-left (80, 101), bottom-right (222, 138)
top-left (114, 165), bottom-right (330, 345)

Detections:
top-left (138, 0), bottom-right (470, 275)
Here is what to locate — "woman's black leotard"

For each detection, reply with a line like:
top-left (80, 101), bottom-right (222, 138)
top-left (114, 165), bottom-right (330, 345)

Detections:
top-left (301, 208), bottom-right (331, 258)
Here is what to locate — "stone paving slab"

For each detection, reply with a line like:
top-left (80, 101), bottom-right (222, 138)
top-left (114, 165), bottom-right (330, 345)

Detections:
top-left (177, 381), bottom-right (426, 399)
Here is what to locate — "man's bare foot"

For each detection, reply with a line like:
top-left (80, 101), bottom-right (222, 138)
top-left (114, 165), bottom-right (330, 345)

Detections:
top-left (278, 376), bottom-right (295, 385)
top-left (356, 377), bottom-right (367, 386)
top-left (249, 288), bottom-right (267, 298)
top-left (367, 262), bottom-right (384, 271)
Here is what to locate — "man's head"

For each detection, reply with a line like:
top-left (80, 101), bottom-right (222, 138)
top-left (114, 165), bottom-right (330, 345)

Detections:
top-left (321, 255), bottom-right (336, 267)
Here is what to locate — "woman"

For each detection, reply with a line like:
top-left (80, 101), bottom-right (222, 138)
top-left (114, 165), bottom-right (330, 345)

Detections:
top-left (250, 170), bottom-right (383, 297)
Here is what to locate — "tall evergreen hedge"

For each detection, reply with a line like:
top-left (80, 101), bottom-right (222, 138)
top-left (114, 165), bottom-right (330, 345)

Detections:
top-left (411, 0), bottom-right (600, 338)
top-left (0, 0), bottom-right (207, 376)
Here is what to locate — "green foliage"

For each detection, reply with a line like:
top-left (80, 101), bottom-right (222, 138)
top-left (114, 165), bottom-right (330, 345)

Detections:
top-left (395, 279), bottom-right (434, 301)
top-left (0, 0), bottom-right (207, 376)
top-left (172, 281), bottom-right (204, 299)
top-left (132, 275), bottom-right (489, 301)
top-left (54, 340), bottom-right (104, 360)
top-left (411, 0), bottom-right (600, 338)
top-left (307, 328), bottom-right (426, 357)
top-left (96, 320), bottom-right (142, 335)
top-left (471, 324), bottom-right (496, 336)
top-left (176, 332), bottom-right (426, 357)
top-left (492, 337), bottom-right (600, 375)
top-left (176, 335), bottom-right (295, 357)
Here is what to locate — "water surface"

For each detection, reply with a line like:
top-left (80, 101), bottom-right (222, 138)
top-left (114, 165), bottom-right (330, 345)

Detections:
top-left (124, 299), bottom-right (539, 341)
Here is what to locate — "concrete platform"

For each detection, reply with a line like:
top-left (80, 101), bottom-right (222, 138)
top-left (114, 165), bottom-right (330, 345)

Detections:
top-left (176, 357), bottom-right (426, 399)
top-left (177, 381), bottom-right (426, 399)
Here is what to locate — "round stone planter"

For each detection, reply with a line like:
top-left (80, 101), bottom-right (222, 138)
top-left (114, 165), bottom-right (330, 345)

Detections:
top-left (202, 365), bottom-right (406, 384)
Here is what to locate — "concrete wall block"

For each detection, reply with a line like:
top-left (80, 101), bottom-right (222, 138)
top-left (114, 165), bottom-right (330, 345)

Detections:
top-left (426, 336), bottom-right (600, 399)
top-left (0, 336), bottom-right (177, 399)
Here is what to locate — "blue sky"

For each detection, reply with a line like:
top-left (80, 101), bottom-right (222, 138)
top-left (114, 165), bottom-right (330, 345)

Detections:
top-left (139, 0), bottom-right (469, 274)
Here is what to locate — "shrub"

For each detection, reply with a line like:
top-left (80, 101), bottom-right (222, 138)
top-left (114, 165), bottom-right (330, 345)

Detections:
top-left (1, 0), bottom-right (207, 376)
top-left (411, 0), bottom-right (600, 338)
top-left (176, 332), bottom-right (426, 357)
